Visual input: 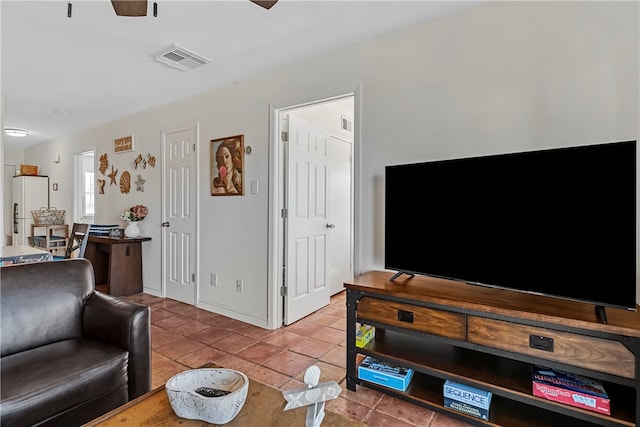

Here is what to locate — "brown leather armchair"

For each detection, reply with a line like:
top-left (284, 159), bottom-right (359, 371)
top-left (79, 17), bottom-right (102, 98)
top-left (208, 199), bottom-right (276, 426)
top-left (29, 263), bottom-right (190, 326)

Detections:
top-left (0, 259), bottom-right (151, 426)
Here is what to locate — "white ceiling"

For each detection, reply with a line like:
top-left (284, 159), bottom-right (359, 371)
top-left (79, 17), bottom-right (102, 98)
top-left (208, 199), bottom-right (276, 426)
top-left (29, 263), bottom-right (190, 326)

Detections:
top-left (1, 0), bottom-right (479, 149)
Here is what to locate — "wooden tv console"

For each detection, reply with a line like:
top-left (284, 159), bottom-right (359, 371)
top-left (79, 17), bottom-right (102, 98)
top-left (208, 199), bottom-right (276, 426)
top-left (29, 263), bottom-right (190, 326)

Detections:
top-left (345, 271), bottom-right (640, 427)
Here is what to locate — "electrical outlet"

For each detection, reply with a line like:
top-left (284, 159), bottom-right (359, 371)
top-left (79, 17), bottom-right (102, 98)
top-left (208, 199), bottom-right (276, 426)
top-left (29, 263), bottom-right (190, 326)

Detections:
top-left (211, 273), bottom-right (217, 286)
top-left (236, 279), bottom-right (243, 293)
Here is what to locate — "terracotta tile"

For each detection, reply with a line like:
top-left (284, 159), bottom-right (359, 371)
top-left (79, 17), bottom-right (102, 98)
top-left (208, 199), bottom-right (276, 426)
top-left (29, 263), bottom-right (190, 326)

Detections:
top-left (153, 315), bottom-right (188, 330)
top-left (151, 328), bottom-right (184, 349)
top-left (430, 412), bottom-right (476, 426)
top-left (325, 396), bottom-right (373, 423)
top-left (214, 333), bottom-right (256, 354)
top-left (328, 318), bottom-right (346, 331)
top-left (217, 354), bottom-right (259, 374)
top-left (151, 353), bottom-right (189, 389)
top-left (169, 319), bottom-right (211, 336)
top-left (161, 299), bottom-right (196, 315)
top-left (289, 337), bottom-right (334, 358)
top-left (319, 304), bottom-right (346, 318)
top-left (150, 307), bottom-right (173, 322)
top-left (305, 312), bottom-right (340, 326)
top-left (188, 327), bottom-right (234, 345)
top-left (374, 394), bottom-right (438, 426)
top-left (236, 323), bottom-right (275, 340)
top-left (284, 320), bottom-right (323, 337)
top-left (236, 342), bottom-right (284, 364)
top-left (262, 330), bottom-right (302, 348)
top-left (155, 337), bottom-right (207, 359)
top-left (176, 346), bottom-right (230, 369)
top-left (263, 350), bottom-right (316, 377)
top-left (363, 410), bottom-right (417, 427)
top-left (320, 345), bottom-right (346, 368)
top-left (311, 325), bottom-right (345, 345)
top-left (247, 365), bottom-right (291, 389)
top-left (338, 380), bottom-right (384, 408)
top-left (221, 318), bottom-right (252, 330)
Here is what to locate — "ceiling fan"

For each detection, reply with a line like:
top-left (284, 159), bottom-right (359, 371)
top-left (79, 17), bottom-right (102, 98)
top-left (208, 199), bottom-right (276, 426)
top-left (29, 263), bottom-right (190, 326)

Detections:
top-left (110, 0), bottom-right (278, 17)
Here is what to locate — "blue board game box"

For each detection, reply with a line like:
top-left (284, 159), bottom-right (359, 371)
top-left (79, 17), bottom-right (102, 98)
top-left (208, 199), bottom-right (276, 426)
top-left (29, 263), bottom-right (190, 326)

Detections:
top-left (358, 356), bottom-right (414, 392)
top-left (443, 380), bottom-right (492, 420)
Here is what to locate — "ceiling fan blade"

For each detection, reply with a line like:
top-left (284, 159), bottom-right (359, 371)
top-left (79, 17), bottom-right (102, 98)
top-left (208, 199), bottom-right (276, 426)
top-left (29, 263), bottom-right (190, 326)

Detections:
top-left (250, 0), bottom-right (278, 10)
top-left (111, 0), bottom-right (148, 16)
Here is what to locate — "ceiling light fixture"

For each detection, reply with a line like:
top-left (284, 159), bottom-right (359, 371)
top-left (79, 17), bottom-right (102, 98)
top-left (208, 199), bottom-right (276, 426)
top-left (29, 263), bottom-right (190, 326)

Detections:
top-left (4, 128), bottom-right (30, 137)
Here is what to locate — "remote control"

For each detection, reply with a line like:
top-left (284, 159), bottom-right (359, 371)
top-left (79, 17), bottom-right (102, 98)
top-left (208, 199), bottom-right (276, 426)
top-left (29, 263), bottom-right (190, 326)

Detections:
top-left (195, 387), bottom-right (231, 397)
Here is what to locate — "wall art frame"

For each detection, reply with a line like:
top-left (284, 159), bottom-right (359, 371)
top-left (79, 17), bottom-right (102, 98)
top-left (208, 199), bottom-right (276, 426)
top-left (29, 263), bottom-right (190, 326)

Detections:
top-left (114, 135), bottom-right (134, 153)
top-left (211, 134), bottom-right (244, 196)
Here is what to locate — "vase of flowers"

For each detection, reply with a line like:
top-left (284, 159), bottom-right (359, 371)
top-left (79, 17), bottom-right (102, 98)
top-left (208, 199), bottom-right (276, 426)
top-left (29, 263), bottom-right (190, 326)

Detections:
top-left (120, 204), bottom-right (148, 238)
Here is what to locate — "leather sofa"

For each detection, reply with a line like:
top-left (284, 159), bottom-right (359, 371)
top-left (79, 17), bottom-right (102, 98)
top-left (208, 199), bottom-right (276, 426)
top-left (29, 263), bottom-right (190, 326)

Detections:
top-left (0, 258), bottom-right (151, 426)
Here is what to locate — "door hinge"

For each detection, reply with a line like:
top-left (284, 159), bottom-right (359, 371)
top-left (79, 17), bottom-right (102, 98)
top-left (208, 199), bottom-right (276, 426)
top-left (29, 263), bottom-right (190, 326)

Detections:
top-left (193, 143), bottom-right (196, 152)
top-left (280, 286), bottom-right (288, 296)
top-left (192, 273), bottom-right (196, 282)
top-left (281, 208), bottom-right (287, 218)
top-left (281, 131), bottom-right (288, 142)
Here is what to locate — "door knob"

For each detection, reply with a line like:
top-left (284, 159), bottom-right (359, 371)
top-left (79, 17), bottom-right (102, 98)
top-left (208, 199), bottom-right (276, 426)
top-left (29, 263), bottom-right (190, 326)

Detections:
top-left (162, 222), bottom-right (170, 227)
top-left (326, 223), bottom-right (335, 229)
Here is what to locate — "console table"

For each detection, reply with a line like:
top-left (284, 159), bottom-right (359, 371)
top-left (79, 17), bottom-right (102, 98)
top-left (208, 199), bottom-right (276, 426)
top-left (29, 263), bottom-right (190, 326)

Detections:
top-left (84, 235), bottom-right (151, 296)
top-left (345, 271), bottom-right (640, 427)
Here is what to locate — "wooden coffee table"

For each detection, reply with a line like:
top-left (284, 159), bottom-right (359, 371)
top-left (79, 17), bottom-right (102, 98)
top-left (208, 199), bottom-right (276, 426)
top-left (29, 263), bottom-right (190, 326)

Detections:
top-left (85, 378), bottom-right (365, 426)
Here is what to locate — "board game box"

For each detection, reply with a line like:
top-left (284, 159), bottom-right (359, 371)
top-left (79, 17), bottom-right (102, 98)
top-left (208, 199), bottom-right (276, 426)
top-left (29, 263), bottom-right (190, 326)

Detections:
top-left (443, 380), bottom-right (492, 420)
top-left (531, 365), bottom-right (610, 415)
top-left (358, 356), bottom-right (414, 391)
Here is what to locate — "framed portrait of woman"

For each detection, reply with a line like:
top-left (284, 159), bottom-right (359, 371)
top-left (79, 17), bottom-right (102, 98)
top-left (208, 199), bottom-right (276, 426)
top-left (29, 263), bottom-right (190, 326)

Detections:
top-left (211, 134), bottom-right (244, 196)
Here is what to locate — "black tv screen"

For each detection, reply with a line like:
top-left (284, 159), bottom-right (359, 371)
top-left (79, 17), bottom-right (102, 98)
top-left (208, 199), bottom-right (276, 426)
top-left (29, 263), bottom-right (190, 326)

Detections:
top-left (384, 140), bottom-right (637, 312)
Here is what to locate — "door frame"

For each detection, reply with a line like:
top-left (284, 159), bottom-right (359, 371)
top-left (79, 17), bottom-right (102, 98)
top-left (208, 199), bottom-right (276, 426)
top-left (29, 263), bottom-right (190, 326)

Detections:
top-left (267, 86), bottom-right (360, 329)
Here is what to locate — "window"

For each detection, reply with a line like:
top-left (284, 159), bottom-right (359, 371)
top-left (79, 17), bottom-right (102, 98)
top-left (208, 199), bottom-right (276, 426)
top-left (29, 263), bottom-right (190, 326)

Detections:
top-left (75, 151), bottom-right (95, 223)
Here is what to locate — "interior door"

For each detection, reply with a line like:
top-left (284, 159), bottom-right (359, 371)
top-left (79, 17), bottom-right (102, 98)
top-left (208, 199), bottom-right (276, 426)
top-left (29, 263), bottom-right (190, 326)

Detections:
top-left (284, 114), bottom-right (332, 324)
top-left (163, 126), bottom-right (197, 304)
top-left (326, 136), bottom-right (352, 295)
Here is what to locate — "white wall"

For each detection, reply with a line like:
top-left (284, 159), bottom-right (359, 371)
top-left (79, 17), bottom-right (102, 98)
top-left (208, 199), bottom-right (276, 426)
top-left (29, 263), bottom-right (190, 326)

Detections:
top-left (18, 1), bottom-right (640, 324)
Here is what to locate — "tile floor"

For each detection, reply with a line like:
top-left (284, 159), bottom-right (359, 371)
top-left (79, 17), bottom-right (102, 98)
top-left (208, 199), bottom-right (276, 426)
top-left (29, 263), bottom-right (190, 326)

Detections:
top-left (124, 291), bottom-right (473, 427)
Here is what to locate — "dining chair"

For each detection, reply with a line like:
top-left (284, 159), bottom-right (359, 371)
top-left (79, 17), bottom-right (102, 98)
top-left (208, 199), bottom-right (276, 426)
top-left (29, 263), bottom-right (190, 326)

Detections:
top-left (54, 223), bottom-right (90, 260)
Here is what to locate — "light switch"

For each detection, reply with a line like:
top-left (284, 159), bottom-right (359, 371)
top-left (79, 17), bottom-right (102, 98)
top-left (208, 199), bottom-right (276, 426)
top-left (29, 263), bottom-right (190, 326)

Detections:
top-left (250, 180), bottom-right (259, 195)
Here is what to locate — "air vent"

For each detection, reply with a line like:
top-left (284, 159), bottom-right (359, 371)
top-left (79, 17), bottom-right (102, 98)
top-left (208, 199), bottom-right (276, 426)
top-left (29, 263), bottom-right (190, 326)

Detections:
top-left (154, 44), bottom-right (211, 71)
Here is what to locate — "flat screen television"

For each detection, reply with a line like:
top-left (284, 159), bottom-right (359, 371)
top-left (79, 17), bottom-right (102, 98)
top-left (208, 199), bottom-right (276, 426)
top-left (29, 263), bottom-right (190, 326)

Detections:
top-left (384, 140), bottom-right (637, 322)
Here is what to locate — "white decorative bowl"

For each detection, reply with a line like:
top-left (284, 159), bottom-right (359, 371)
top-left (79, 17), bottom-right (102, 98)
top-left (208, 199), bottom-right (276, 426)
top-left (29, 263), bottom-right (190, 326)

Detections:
top-left (165, 368), bottom-right (249, 424)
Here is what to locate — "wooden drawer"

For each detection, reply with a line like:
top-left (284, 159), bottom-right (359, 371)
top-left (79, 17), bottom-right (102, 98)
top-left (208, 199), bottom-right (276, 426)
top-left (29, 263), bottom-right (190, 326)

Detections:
top-left (357, 297), bottom-right (466, 340)
top-left (468, 316), bottom-right (635, 379)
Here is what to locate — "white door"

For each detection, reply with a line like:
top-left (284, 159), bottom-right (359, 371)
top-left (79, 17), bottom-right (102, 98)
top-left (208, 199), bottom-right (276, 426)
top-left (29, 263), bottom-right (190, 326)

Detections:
top-left (284, 114), bottom-right (344, 324)
top-left (163, 126), bottom-right (197, 304)
top-left (327, 136), bottom-right (352, 295)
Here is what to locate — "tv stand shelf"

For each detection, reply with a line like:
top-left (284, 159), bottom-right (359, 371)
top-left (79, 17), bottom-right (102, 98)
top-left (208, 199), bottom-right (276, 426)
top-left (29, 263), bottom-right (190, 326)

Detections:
top-left (345, 271), bottom-right (640, 427)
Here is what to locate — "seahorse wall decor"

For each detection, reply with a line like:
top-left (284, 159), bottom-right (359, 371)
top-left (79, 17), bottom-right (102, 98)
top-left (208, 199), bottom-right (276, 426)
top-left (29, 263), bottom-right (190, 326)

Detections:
top-left (99, 153), bottom-right (109, 175)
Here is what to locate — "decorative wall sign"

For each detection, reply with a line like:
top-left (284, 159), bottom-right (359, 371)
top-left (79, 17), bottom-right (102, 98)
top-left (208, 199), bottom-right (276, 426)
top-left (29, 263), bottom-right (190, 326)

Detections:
top-left (99, 153), bottom-right (109, 175)
top-left (120, 171), bottom-right (131, 194)
top-left (211, 134), bottom-right (244, 196)
top-left (114, 135), bottom-right (134, 153)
